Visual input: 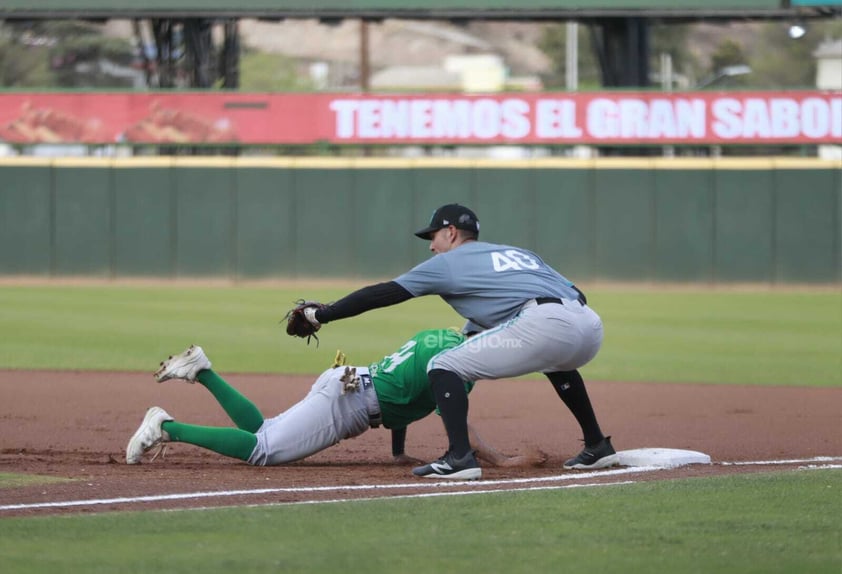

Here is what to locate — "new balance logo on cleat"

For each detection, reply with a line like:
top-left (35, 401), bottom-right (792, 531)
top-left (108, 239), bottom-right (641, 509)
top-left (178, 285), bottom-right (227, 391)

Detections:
top-left (563, 436), bottom-right (620, 470)
top-left (412, 450), bottom-right (482, 480)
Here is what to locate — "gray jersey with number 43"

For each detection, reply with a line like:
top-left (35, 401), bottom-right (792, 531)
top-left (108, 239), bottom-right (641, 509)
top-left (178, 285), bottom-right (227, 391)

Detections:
top-left (395, 241), bottom-right (580, 329)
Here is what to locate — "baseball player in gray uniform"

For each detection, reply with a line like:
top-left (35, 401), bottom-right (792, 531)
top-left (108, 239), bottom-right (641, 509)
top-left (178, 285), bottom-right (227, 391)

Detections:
top-left (292, 204), bottom-right (617, 480)
top-left (126, 329), bottom-right (545, 469)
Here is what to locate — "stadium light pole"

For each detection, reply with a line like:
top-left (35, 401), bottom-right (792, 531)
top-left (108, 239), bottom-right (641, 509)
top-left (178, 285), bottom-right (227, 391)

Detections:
top-left (697, 64), bottom-right (752, 89)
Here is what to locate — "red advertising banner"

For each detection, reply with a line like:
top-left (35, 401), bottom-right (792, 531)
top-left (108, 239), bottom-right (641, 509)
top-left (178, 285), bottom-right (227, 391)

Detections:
top-left (0, 91), bottom-right (839, 146)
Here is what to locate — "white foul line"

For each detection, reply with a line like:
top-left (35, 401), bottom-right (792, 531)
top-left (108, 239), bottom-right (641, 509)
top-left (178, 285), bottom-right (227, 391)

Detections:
top-left (1, 456), bottom-right (839, 513)
top-left (0, 466), bottom-right (658, 512)
top-left (720, 456), bottom-right (842, 466)
top-left (190, 480), bottom-right (641, 513)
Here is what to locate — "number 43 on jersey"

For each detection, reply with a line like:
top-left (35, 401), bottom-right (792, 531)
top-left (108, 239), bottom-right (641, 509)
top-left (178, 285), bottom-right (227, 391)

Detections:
top-left (491, 250), bottom-right (540, 272)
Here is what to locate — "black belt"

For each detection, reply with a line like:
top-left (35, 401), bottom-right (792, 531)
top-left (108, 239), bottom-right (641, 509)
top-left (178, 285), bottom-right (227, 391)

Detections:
top-left (535, 296), bottom-right (585, 307)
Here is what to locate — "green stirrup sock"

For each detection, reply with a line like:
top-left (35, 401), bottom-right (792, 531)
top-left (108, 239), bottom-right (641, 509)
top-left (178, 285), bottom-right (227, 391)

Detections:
top-left (162, 421), bottom-right (258, 462)
top-left (197, 370), bottom-right (264, 433)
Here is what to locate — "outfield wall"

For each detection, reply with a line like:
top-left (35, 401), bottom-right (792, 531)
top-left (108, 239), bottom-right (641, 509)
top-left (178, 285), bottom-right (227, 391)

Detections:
top-left (0, 157), bottom-right (839, 284)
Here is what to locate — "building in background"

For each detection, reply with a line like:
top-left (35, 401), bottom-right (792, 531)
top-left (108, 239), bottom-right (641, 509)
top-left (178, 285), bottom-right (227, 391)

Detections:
top-left (815, 38), bottom-right (842, 159)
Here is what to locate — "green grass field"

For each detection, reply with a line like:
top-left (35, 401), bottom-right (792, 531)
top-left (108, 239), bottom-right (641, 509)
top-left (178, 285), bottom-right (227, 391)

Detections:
top-left (0, 284), bottom-right (839, 385)
top-left (1, 284), bottom-right (840, 573)
top-left (1, 470), bottom-right (840, 574)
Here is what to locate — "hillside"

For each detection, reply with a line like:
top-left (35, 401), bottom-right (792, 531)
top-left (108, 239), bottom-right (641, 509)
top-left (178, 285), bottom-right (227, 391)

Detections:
top-left (234, 18), bottom-right (752, 83)
top-left (103, 18), bottom-right (837, 90)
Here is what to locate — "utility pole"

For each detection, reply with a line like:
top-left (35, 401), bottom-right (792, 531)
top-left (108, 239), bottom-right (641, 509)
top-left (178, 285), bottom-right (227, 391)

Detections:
top-left (565, 22), bottom-right (578, 91)
top-left (360, 19), bottom-right (370, 93)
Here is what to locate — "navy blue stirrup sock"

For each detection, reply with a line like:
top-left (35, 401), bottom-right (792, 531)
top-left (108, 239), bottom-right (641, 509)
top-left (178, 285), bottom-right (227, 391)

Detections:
top-left (547, 369), bottom-right (604, 447)
top-left (429, 369), bottom-right (472, 458)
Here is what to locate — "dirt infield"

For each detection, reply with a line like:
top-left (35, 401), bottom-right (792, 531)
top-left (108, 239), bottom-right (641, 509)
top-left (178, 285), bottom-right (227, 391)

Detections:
top-left (1, 370), bottom-right (840, 517)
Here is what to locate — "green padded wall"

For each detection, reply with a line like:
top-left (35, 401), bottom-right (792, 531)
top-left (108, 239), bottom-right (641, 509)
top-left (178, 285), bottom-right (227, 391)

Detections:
top-left (235, 167), bottom-right (297, 279)
top-left (174, 166), bottom-right (235, 277)
top-left (473, 168), bottom-right (534, 250)
top-left (593, 168), bottom-right (655, 280)
top-left (113, 166), bottom-right (174, 277)
top-left (773, 169), bottom-right (839, 283)
top-left (353, 169), bottom-right (416, 278)
top-left (0, 158), bottom-right (839, 285)
top-left (714, 170), bottom-right (775, 283)
top-left (654, 169), bottom-right (715, 282)
top-left (532, 167), bottom-right (593, 280)
top-left (52, 165), bottom-right (112, 276)
top-left (0, 165), bottom-right (52, 275)
top-left (293, 168), bottom-right (357, 277)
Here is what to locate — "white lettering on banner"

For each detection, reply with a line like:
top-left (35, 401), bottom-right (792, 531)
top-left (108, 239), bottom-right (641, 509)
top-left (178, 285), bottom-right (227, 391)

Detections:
top-left (588, 98), bottom-right (617, 138)
top-left (712, 96), bottom-right (841, 139)
top-left (743, 98), bottom-right (772, 137)
top-left (501, 98), bottom-right (531, 138)
top-left (329, 98), bottom-right (531, 140)
top-left (358, 99), bottom-right (381, 138)
top-left (473, 98), bottom-right (498, 139)
top-left (432, 100), bottom-right (472, 138)
top-left (535, 99), bottom-right (582, 138)
top-left (649, 99), bottom-right (674, 137)
top-left (711, 98), bottom-right (741, 139)
top-left (770, 98), bottom-right (800, 137)
top-left (802, 97), bottom-right (828, 138)
top-left (330, 99), bottom-right (358, 138)
top-left (652, 99), bottom-right (707, 138)
top-left (620, 98), bottom-right (647, 137)
top-left (676, 99), bottom-right (707, 137)
top-left (333, 95), bottom-right (840, 142)
top-left (381, 99), bottom-right (410, 138)
top-left (586, 98), bottom-right (706, 139)
top-left (410, 99), bottom-right (433, 138)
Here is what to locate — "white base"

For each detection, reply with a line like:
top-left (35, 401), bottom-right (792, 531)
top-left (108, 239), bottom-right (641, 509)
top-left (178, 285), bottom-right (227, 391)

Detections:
top-left (617, 448), bottom-right (711, 468)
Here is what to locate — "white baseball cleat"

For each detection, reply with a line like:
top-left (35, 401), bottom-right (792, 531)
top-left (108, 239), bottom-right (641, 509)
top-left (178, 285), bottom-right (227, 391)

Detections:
top-left (154, 344), bottom-right (211, 383)
top-left (126, 406), bottom-right (173, 464)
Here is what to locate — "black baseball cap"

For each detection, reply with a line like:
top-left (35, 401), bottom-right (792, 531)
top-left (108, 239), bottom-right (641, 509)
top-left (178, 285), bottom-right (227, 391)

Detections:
top-left (414, 204), bottom-right (480, 240)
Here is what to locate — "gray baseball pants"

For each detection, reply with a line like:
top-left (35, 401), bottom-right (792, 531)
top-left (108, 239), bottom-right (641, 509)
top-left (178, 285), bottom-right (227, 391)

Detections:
top-left (247, 366), bottom-right (380, 466)
top-left (428, 298), bottom-right (604, 380)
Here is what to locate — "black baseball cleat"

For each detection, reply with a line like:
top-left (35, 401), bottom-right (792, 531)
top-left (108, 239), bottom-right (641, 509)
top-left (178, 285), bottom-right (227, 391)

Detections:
top-left (563, 436), bottom-right (620, 470)
top-left (413, 450), bottom-right (482, 480)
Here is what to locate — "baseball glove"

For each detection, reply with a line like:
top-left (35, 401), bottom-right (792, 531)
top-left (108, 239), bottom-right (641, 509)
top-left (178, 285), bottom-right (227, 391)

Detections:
top-left (284, 300), bottom-right (326, 345)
